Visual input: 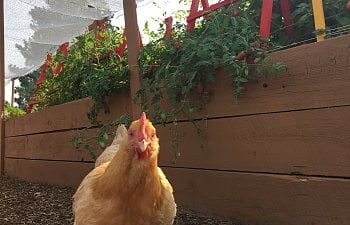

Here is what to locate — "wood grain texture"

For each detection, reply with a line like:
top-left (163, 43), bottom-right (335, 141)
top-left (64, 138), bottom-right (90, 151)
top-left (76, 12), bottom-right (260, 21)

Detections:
top-left (163, 167), bottom-right (350, 225)
top-left (5, 93), bottom-right (131, 137)
top-left (5, 129), bottom-right (106, 162)
top-left (157, 106), bottom-right (350, 177)
top-left (150, 34), bottom-right (350, 122)
top-left (203, 34), bottom-right (350, 119)
top-left (5, 158), bottom-right (93, 188)
top-left (123, 0), bottom-right (142, 119)
top-left (5, 158), bottom-right (349, 225)
top-left (5, 106), bottom-right (349, 177)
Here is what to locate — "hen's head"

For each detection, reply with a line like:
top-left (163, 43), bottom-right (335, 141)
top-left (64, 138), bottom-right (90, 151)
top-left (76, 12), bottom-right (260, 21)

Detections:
top-left (127, 112), bottom-right (159, 160)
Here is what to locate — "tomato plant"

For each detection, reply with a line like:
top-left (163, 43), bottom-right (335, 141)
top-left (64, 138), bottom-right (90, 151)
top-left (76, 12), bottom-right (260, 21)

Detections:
top-left (20, 0), bottom-right (348, 161)
top-left (137, 3), bottom-right (286, 123)
top-left (35, 22), bottom-right (130, 123)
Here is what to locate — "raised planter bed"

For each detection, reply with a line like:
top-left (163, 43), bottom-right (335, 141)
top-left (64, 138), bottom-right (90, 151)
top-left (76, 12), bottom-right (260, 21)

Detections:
top-left (3, 34), bottom-right (350, 225)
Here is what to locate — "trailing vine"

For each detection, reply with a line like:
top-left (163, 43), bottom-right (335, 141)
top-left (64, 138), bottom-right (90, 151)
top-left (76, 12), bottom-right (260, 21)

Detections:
top-left (71, 114), bottom-right (131, 161)
top-left (13, 1), bottom-right (348, 162)
top-left (16, 0), bottom-right (350, 163)
top-left (135, 3), bottom-right (286, 162)
top-left (70, 3), bottom-right (288, 162)
top-left (35, 21), bottom-right (130, 124)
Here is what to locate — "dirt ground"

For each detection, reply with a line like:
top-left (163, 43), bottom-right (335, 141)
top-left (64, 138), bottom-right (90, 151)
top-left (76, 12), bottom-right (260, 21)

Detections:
top-left (0, 176), bottom-right (236, 225)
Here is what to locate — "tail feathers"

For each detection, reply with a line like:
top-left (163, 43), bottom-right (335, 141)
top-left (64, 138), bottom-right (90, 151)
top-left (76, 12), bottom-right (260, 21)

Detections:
top-left (95, 124), bottom-right (128, 167)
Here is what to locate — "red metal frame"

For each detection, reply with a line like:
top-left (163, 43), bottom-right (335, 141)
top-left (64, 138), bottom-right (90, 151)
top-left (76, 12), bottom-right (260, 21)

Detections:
top-left (187, 0), bottom-right (238, 31)
top-left (279, 0), bottom-right (294, 38)
top-left (97, 30), bottom-right (143, 61)
top-left (259, 0), bottom-right (274, 38)
top-left (164, 17), bottom-right (173, 40)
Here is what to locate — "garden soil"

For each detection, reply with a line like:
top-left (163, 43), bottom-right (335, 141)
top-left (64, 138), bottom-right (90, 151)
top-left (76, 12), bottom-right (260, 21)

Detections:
top-left (0, 176), bottom-right (237, 225)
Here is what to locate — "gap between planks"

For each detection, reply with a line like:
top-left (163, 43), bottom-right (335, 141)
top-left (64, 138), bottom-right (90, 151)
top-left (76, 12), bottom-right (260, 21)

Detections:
top-left (6, 104), bottom-right (350, 138)
top-left (5, 157), bottom-right (350, 180)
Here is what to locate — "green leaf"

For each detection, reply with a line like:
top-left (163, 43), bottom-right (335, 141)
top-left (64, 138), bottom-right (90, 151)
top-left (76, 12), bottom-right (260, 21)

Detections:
top-left (160, 112), bottom-right (167, 120)
top-left (103, 132), bottom-right (109, 141)
top-left (254, 57), bottom-right (262, 63)
top-left (98, 140), bottom-right (106, 149)
top-left (84, 144), bottom-right (96, 161)
top-left (86, 40), bottom-right (95, 49)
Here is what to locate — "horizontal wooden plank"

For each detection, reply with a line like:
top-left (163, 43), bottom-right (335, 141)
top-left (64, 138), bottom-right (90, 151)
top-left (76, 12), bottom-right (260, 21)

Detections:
top-left (6, 106), bottom-right (349, 177)
top-left (5, 158), bottom-right (93, 188)
top-left (5, 129), bottom-right (106, 162)
top-left (6, 35), bottom-right (350, 137)
top-left (5, 97), bottom-right (91, 137)
top-left (163, 167), bottom-right (350, 225)
top-left (269, 34), bottom-right (350, 66)
top-left (157, 106), bottom-right (350, 177)
top-left (5, 93), bottom-right (131, 137)
top-left (5, 159), bottom-right (350, 225)
top-left (149, 34), bottom-right (350, 122)
top-left (204, 34), bottom-right (350, 118)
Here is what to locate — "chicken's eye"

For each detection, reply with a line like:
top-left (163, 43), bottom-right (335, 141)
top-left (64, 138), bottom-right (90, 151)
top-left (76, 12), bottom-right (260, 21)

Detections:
top-left (129, 131), bottom-right (134, 137)
top-left (151, 133), bottom-right (156, 139)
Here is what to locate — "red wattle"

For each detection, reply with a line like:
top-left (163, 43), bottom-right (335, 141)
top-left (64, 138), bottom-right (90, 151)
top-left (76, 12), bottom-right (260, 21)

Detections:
top-left (141, 150), bottom-right (149, 159)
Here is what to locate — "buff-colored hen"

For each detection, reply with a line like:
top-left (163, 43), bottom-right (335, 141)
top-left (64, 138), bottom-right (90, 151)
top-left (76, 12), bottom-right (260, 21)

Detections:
top-left (73, 112), bottom-right (176, 225)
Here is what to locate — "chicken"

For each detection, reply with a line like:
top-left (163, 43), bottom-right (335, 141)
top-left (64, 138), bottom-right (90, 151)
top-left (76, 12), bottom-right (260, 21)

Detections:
top-left (73, 112), bottom-right (176, 225)
top-left (95, 124), bottom-right (128, 167)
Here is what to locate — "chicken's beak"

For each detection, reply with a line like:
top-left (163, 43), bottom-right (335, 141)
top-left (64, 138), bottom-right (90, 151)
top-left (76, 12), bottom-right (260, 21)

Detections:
top-left (138, 139), bottom-right (149, 152)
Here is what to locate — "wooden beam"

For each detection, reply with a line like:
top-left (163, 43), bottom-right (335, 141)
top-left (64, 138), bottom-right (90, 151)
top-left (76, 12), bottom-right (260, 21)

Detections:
top-left (11, 78), bottom-right (15, 106)
top-left (311, 0), bottom-right (326, 42)
top-left (123, 0), bottom-right (142, 120)
top-left (0, 0), bottom-right (5, 175)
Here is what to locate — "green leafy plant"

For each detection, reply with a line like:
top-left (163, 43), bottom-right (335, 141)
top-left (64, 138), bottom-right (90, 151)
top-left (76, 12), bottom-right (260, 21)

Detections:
top-left (35, 21), bottom-right (130, 123)
top-left (138, 4), bottom-right (286, 119)
top-left (71, 114), bottom-right (131, 160)
top-left (136, 4), bottom-right (287, 161)
top-left (247, 0), bottom-right (350, 50)
top-left (14, 70), bottom-right (40, 110)
top-left (18, 0), bottom-right (350, 162)
top-left (4, 103), bottom-right (26, 120)
top-left (17, 0), bottom-right (349, 114)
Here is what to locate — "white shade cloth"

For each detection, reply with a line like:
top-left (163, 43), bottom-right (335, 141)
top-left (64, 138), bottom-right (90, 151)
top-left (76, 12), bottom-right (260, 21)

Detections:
top-left (4, 0), bottom-right (150, 80)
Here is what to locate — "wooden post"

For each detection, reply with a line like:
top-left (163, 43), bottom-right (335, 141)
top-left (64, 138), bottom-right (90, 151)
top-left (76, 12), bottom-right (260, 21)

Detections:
top-left (123, 0), bottom-right (142, 120)
top-left (11, 78), bottom-right (15, 106)
top-left (0, 0), bottom-right (5, 175)
top-left (312, 0), bottom-right (326, 42)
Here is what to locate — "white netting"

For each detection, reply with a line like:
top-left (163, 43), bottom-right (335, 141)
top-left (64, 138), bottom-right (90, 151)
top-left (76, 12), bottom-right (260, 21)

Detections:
top-left (4, 0), bottom-right (192, 102)
top-left (4, 0), bottom-right (152, 81)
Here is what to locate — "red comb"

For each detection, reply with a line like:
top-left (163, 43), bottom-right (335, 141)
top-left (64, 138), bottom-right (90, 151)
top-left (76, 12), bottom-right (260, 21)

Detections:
top-left (139, 112), bottom-right (147, 140)
top-left (140, 112), bottom-right (147, 124)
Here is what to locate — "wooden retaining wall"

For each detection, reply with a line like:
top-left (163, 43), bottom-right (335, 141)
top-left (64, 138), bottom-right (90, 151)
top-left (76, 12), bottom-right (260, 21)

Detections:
top-left (3, 34), bottom-right (350, 225)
